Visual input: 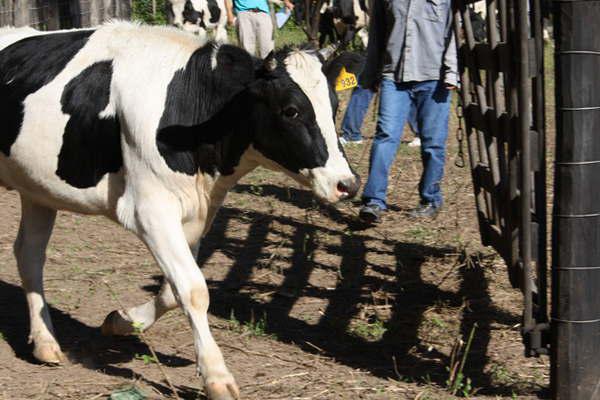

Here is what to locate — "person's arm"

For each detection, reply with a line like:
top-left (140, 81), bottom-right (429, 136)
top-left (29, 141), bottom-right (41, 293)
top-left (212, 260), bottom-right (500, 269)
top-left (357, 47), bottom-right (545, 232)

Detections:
top-left (443, 9), bottom-right (458, 88)
top-left (284, 0), bottom-right (294, 10)
top-left (359, 0), bottom-right (385, 91)
top-left (225, 0), bottom-right (235, 26)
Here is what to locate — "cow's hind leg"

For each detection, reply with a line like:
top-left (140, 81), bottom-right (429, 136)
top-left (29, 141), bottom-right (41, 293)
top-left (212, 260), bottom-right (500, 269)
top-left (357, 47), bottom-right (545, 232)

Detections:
top-left (101, 240), bottom-right (200, 335)
top-left (133, 202), bottom-right (238, 400)
top-left (101, 279), bottom-right (177, 335)
top-left (14, 196), bottom-right (63, 363)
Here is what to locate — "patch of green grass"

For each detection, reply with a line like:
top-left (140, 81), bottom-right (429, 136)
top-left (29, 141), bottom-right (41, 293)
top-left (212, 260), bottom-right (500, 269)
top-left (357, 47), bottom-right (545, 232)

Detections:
top-left (350, 319), bottom-right (387, 341)
top-left (0, 331), bottom-right (5, 341)
top-left (446, 324), bottom-right (477, 397)
top-left (275, 18), bottom-right (308, 48)
top-left (228, 310), bottom-right (274, 338)
top-left (249, 184), bottom-right (263, 196)
top-left (489, 363), bottom-right (513, 385)
top-left (430, 316), bottom-right (447, 329)
top-left (132, 0), bottom-right (168, 25)
top-left (135, 353), bottom-right (158, 365)
top-left (407, 226), bottom-right (433, 242)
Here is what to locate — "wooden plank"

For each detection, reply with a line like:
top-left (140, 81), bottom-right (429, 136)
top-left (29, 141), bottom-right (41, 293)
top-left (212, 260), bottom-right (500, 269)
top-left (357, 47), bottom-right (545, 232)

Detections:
top-left (13, 0), bottom-right (29, 26)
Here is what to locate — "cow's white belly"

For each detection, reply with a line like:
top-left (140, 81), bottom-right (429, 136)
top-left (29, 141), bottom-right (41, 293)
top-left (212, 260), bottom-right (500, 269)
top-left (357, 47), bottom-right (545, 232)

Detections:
top-left (0, 150), bottom-right (122, 217)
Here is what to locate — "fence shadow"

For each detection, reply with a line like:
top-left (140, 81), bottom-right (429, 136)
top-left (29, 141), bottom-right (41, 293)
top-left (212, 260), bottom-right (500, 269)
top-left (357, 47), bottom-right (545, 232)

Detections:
top-left (192, 184), bottom-right (525, 395)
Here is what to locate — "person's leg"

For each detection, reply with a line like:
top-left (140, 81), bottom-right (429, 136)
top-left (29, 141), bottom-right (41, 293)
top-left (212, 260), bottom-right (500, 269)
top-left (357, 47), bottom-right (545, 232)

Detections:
top-left (256, 12), bottom-right (275, 59)
top-left (237, 11), bottom-right (257, 56)
top-left (361, 79), bottom-right (412, 210)
top-left (341, 84), bottom-right (375, 142)
top-left (414, 80), bottom-right (451, 208)
top-left (407, 103), bottom-right (421, 147)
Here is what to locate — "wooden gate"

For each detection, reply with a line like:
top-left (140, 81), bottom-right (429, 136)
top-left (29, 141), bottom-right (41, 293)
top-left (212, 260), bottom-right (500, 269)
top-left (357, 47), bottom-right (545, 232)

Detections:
top-left (453, 0), bottom-right (550, 357)
top-left (0, 0), bottom-right (130, 29)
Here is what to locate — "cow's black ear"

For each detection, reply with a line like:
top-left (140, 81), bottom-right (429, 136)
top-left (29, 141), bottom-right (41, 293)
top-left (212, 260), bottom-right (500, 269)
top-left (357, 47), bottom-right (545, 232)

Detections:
top-left (318, 43), bottom-right (338, 62)
top-left (263, 51), bottom-right (278, 72)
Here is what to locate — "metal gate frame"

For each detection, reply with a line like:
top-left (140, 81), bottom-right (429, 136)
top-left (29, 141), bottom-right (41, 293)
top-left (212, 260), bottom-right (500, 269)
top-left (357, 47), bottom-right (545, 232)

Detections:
top-left (453, 0), bottom-right (550, 357)
top-left (457, 0), bottom-right (600, 398)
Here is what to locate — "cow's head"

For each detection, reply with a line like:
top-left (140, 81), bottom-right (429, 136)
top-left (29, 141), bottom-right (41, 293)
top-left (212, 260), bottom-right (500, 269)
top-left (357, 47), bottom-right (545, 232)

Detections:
top-left (244, 49), bottom-right (360, 203)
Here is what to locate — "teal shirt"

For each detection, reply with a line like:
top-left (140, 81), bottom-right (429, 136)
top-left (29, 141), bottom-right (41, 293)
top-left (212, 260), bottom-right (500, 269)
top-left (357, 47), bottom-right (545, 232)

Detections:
top-left (234, 0), bottom-right (269, 13)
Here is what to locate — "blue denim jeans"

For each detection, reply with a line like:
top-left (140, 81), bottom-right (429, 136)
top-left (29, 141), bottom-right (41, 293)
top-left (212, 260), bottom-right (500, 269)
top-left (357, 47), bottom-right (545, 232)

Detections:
top-left (341, 85), bottom-right (375, 141)
top-left (362, 79), bottom-right (451, 209)
top-left (341, 85), bottom-right (419, 141)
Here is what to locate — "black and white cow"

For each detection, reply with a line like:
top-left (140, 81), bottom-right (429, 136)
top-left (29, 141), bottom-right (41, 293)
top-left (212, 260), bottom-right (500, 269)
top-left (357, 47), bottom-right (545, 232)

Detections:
top-left (167, 0), bottom-right (228, 42)
top-left (319, 0), bottom-right (369, 48)
top-left (0, 22), bottom-right (359, 400)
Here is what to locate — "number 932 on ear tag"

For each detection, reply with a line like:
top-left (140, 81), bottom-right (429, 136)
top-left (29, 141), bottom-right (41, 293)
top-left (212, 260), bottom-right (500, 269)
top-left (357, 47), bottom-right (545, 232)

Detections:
top-left (335, 67), bottom-right (358, 92)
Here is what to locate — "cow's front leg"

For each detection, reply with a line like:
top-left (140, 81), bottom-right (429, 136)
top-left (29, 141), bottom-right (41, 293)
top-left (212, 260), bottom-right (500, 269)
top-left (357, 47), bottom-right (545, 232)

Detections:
top-left (14, 196), bottom-right (64, 363)
top-left (133, 201), bottom-right (238, 400)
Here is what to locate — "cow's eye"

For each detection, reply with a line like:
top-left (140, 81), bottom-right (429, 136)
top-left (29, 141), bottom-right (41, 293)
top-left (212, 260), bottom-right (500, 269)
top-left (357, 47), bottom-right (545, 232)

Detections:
top-left (283, 106), bottom-right (299, 119)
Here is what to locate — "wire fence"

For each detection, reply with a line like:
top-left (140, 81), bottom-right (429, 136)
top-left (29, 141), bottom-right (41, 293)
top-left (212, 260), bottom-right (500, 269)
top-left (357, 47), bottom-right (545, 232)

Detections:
top-left (0, 0), bottom-right (130, 29)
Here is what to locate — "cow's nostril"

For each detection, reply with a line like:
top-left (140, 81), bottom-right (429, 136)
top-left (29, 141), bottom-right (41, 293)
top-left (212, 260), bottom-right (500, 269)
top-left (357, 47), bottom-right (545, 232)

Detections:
top-left (337, 181), bottom-right (349, 194)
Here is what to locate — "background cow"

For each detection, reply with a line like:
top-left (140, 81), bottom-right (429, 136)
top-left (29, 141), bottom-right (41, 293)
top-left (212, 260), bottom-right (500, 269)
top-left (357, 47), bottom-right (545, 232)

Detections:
top-left (319, 0), bottom-right (369, 48)
top-left (167, 0), bottom-right (228, 42)
top-left (0, 22), bottom-right (358, 400)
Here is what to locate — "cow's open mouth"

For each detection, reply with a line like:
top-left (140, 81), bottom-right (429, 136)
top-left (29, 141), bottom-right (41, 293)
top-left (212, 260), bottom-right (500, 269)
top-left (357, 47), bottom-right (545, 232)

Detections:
top-left (336, 181), bottom-right (350, 200)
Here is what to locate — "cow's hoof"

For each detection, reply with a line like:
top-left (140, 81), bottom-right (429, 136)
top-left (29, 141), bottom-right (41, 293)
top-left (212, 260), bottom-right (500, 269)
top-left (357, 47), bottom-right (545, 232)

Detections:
top-left (33, 341), bottom-right (65, 364)
top-left (205, 381), bottom-right (240, 400)
top-left (101, 310), bottom-right (134, 336)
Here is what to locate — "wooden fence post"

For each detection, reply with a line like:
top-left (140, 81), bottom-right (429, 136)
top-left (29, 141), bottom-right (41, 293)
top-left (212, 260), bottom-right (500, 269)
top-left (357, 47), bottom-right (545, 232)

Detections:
top-left (13, 0), bottom-right (29, 26)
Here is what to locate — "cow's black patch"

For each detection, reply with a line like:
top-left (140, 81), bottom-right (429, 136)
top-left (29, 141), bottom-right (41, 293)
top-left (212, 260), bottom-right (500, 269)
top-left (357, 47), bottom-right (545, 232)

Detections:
top-left (183, 0), bottom-right (202, 25)
top-left (0, 30), bottom-right (93, 156)
top-left (157, 43), bottom-right (255, 175)
top-left (246, 51), bottom-right (329, 173)
top-left (157, 46), bottom-right (330, 177)
top-left (56, 61), bottom-right (122, 188)
top-left (207, 0), bottom-right (221, 23)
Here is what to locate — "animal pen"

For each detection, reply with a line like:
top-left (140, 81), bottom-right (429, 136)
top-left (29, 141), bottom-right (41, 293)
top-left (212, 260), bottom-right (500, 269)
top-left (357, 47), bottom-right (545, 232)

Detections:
top-left (455, 0), bottom-right (600, 398)
top-left (0, 0), bottom-right (599, 397)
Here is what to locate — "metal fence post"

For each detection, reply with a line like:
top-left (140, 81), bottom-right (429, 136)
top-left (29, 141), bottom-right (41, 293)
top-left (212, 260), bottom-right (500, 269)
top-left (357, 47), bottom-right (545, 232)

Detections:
top-left (552, 0), bottom-right (600, 398)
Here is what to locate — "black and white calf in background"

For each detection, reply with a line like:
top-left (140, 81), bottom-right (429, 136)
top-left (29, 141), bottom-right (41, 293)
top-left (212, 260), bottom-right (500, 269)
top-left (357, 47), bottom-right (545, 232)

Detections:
top-left (0, 22), bottom-right (359, 400)
top-left (167, 0), bottom-right (228, 42)
top-left (319, 0), bottom-right (369, 48)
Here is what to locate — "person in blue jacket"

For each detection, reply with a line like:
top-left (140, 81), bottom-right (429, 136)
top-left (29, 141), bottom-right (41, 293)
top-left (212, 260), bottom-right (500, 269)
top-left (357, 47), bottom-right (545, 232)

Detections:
top-left (358, 0), bottom-right (458, 223)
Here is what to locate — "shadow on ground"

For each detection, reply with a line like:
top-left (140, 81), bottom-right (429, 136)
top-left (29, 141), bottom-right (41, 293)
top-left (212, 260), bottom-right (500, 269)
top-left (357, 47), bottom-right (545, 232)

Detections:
top-left (0, 183), bottom-right (534, 398)
top-left (197, 185), bottom-right (527, 397)
top-left (0, 280), bottom-right (198, 398)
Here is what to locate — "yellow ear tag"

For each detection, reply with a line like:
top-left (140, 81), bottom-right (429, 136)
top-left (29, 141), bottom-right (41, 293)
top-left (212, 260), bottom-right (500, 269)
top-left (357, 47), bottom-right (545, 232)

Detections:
top-left (335, 67), bottom-right (358, 92)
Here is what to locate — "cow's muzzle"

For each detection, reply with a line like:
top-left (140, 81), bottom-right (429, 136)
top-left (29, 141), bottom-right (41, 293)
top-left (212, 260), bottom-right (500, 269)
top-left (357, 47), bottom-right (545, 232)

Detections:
top-left (336, 174), bottom-right (361, 200)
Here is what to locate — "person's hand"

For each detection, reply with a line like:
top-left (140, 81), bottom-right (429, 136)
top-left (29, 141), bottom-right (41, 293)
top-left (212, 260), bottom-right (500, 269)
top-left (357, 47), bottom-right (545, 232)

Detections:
top-left (227, 15), bottom-right (235, 27)
top-left (371, 81), bottom-right (380, 93)
top-left (446, 84), bottom-right (457, 90)
top-left (284, 0), bottom-right (294, 11)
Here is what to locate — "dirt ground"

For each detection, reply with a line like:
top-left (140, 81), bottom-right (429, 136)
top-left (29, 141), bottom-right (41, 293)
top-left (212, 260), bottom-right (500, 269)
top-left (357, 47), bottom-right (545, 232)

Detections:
top-left (0, 90), bottom-right (550, 399)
